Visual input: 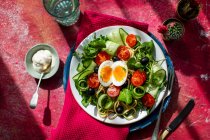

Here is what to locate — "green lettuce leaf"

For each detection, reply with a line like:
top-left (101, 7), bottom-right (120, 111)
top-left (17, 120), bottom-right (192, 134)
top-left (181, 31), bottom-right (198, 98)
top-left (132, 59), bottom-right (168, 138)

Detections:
top-left (118, 89), bottom-right (132, 104)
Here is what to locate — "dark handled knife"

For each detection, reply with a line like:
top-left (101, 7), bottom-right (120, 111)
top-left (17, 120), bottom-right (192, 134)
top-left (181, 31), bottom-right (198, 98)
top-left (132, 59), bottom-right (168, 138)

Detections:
top-left (159, 99), bottom-right (195, 140)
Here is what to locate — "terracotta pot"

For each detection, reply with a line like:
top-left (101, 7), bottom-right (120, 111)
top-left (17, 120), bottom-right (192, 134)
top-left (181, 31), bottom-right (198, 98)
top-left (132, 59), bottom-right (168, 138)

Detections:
top-left (177, 0), bottom-right (201, 20)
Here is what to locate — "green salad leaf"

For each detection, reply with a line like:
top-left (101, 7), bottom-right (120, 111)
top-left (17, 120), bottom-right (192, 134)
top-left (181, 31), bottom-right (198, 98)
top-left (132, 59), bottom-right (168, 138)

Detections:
top-left (127, 57), bottom-right (141, 69)
top-left (89, 36), bottom-right (107, 48)
top-left (118, 89), bottom-right (133, 105)
top-left (141, 40), bottom-right (154, 55)
top-left (82, 35), bottom-right (107, 58)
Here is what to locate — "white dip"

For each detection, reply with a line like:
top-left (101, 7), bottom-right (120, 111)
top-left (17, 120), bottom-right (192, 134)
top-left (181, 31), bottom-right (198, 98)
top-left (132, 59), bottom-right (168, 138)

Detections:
top-left (32, 50), bottom-right (52, 73)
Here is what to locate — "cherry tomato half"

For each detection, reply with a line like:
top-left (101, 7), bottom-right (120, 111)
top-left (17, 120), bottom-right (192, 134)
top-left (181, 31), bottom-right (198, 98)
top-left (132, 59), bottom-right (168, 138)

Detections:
top-left (116, 46), bottom-right (131, 61)
top-left (107, 84), bottom-right (120, 97)
top-left (87, 73), bottom-right (100, 88)
top-left (131, 70), bottom-right (146, 87)
top-left (95, 51), bottom-right (110, 65)
top-left (141, 93), bottom-right (155, 108)
top-left (126, 34), bottom-right (137, 47)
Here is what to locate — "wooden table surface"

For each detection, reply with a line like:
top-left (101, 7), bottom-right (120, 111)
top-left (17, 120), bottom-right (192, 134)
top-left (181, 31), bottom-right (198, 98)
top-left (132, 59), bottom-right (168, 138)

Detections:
top-left (0, 0), bottom-right (209, 139)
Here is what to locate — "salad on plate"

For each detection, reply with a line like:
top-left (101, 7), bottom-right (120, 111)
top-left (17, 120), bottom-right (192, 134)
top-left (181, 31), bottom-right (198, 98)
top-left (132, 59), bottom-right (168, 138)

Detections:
top-left (72, 27), bottom-right (166, 121)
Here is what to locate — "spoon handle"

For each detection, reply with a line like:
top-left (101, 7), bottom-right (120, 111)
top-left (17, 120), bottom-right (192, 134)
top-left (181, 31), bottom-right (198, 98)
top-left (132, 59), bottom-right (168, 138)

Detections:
top-left (30, 91), bottom-right (39, 109)
top-left (30, 73), bottom-right (44, 109)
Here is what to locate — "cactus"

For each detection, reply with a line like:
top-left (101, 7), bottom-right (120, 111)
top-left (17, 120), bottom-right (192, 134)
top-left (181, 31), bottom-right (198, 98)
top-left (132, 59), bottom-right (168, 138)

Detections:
top-left (166, 22), bottom-right (184, 40)
top-left (158, 19), bottom-right (184, 41)
top-left (177, 0), bottom-right (201, 20)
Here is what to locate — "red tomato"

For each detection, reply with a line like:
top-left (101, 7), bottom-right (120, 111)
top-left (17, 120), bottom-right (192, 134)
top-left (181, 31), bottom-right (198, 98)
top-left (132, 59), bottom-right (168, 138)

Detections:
top-left (95, 51), bottom-right (110, 65)
top-left (116, 46), bottom-right (131, 61)
top-left (131, 70), bottom-right (146, 87)
top-left (87, 73), bottom-right (100, 88)
top-left (126, 34), bottom-right (137, 47)
top-left (141, 93), bottom-right (155, 108)
top-left (107, 84), bottom-right (120, 97)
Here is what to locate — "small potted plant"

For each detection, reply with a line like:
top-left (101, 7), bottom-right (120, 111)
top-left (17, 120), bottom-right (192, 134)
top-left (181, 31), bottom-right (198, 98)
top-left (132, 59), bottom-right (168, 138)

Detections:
top-left (177, 0), bottom-right (201, 20)
top-left (158, 18), bottom-right (185, 41)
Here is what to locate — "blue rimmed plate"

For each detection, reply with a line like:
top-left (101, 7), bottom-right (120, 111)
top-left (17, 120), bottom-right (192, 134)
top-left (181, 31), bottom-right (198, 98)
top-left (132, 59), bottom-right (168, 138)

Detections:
top-left (63, 26), bottom-right (174, 130)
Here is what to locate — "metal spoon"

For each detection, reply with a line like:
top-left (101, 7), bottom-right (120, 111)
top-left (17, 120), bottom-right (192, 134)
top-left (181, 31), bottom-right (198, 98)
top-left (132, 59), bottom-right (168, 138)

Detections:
top-left (30, 72), bottom-right (44, 109)
top-left (30, 62), bottom-right (51, 109)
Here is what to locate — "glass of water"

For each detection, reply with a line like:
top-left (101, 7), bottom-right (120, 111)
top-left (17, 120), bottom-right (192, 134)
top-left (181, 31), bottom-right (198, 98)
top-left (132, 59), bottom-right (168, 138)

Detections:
top-left (43, 0), bottom-right (80, 26)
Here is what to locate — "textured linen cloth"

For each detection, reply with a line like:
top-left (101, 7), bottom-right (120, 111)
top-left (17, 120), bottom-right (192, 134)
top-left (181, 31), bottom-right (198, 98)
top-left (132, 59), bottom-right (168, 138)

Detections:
top-left (50, 10), bottom-right (149, 140)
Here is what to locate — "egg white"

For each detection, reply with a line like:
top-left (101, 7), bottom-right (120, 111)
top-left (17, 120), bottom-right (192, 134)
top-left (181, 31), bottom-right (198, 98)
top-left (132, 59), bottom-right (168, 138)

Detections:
top-left (112, 61), bottom-right (128, 86)
top-left (98, 60), bottom-right (113, 87)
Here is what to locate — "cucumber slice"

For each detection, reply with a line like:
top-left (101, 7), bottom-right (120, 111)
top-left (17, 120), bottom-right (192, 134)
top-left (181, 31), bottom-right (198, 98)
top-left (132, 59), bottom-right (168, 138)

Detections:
top-left (78, 79), bottom-right (88, 91)
top-left (102, 41), bottom-right (120, 56)
top-left (98, 94), bottom-right (107, 107)
top-left (136, 35), bottom-right (141, 41)
top-left (132, 86), bottom-right (145, 99)
top-left (98, 94), bottom-right (113, 109)
top-left (119, 28), bottom-right (129, 46)
top-left (107, 29), bottom-right (124, 45)
top-left (144, 83), bottom-right (160, 98)
top-left (144, 69), bottom-right (166, 98)
top-left (151, 69), bottom-right (166, 86)
top-left (82, 96), bottom-right (91, 107)
top-left (78, 70), bottom-right (93, 80)
top-left (151, 63), bottom-right (162, 73)
top-left (73, 70), bottom-right (84, 81)
top-left (73, 61), bottom-right (96, 81)
top-left (82, 59), bottom-right (92, 68)
top-left (147, 86), bottom-right (160, 98)
top-left (86, 61), bottom-right (97, 71)
top-left (77, 63), bottom-right (85, 72)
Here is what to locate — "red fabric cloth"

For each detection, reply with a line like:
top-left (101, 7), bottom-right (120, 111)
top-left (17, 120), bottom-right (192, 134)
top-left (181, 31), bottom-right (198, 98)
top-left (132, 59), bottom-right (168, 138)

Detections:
top-left (50, 11), bottom-right (148, 140)
top-left (76, 11), bottom-right (149, 46)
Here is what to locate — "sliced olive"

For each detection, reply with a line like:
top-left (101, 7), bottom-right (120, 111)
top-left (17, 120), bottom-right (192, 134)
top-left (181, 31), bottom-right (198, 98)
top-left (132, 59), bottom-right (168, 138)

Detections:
top-left (87, 88), bottom-right (95, 95)
top-left (140, 57), bottom-right (149, 65)
top-left (112, 56), bottom-right (120, 62)
top-left (94, 66), bottom-right (99, 73)
top-left (116, 105), bottom-right (124, 114)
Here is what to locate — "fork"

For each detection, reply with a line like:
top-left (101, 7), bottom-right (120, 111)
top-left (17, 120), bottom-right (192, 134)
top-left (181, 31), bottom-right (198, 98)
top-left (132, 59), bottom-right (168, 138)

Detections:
top-left (151, 67), bottom-right (174, 140)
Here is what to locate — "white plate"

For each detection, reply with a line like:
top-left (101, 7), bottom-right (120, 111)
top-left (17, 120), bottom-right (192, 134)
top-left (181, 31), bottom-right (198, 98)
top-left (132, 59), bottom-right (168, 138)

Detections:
top-left (69, 26), bottom-right (168, 125)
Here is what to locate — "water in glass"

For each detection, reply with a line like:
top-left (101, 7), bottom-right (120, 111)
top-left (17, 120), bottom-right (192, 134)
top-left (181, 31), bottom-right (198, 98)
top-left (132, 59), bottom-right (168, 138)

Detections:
top-left (43, 0), bottom-right (80, 26)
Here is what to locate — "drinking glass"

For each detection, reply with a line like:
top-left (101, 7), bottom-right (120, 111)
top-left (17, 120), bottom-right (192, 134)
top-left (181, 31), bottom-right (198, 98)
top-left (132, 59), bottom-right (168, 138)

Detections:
top-left (43, 0), bottom-right (80, 26)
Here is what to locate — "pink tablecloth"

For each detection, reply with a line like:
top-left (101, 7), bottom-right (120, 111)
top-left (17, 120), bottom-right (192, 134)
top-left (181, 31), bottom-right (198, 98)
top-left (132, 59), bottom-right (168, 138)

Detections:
top-left (0, 0), bottom-right (209, 140)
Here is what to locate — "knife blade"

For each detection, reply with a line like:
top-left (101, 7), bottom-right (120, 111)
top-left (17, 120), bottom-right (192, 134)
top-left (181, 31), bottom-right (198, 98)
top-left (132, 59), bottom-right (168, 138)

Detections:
top-left (159, 99), bottom-right (195, 140)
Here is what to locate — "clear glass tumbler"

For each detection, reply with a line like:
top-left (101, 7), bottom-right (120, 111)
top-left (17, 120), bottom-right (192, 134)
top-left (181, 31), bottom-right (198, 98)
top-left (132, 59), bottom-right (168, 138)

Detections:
top-left (43, 0), bottom-right (80, 26)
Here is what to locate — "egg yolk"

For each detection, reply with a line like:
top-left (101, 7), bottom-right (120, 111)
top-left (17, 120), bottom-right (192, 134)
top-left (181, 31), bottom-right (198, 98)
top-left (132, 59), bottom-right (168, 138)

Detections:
top-left (113, 66), bottom-right (126, 82)
top-left (100, 66), bottom-right (112, 82)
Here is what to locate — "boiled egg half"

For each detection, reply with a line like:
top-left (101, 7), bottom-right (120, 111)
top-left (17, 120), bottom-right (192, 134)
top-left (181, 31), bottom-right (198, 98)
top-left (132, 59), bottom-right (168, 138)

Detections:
top-left (98, 60), bottom-right (128, 87)
top-left (112, 61), bottom-right (128, 86)
top-left (98, 60), bottom-right (113, 87)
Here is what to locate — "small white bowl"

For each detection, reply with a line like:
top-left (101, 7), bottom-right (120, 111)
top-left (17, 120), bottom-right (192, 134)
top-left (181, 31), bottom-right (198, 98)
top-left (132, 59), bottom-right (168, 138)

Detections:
top-left (25, 44), bottom-right (60, 79)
